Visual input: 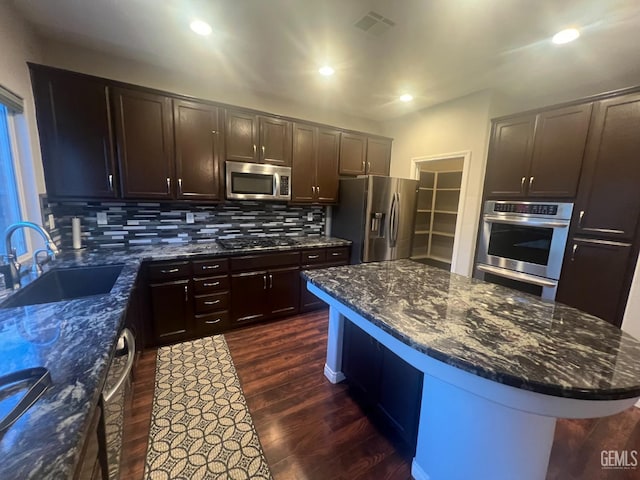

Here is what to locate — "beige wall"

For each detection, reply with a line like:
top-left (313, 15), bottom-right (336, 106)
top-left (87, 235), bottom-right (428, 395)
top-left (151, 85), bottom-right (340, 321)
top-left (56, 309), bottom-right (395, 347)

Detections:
top-left (40, 39), bottom-right (383, 137)
top-left (383, 90), bottom-right (493, 276)
top-left (0, 2), bottom-right (44, 223)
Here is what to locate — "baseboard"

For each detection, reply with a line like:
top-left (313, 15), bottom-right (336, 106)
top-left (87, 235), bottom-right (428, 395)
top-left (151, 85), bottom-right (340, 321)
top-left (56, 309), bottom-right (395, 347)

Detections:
top-left (323, 363), bottom-right (345, 384)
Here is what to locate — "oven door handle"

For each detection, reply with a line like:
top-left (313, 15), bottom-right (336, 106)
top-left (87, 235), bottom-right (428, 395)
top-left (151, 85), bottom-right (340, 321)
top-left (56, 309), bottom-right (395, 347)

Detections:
top-left (103, 328), bottom-right (135, 403)
top-left (476, 264), bottom-right (558, 288)
top-left (483, 215), bottom-right (569, 229)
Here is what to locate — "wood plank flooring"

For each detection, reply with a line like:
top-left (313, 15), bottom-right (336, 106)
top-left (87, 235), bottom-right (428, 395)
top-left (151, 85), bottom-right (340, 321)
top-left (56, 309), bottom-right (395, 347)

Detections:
top-left (120, 309), bottom-right (640, 480)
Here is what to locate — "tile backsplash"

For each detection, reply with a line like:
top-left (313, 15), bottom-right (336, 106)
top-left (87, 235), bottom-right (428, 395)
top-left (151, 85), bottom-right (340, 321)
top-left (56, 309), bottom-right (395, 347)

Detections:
top-left (42, 197), bottom-right (326, 249)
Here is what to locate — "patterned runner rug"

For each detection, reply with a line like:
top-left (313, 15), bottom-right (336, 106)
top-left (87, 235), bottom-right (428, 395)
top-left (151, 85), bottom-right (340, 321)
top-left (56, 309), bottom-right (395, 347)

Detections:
top-left (144, 335), bottom-right (272, 480)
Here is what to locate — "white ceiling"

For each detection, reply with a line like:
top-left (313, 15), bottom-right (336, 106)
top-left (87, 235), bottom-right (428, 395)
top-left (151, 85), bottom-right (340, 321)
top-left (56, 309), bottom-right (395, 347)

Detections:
top-left (11, 0), bottom-right (640, 121)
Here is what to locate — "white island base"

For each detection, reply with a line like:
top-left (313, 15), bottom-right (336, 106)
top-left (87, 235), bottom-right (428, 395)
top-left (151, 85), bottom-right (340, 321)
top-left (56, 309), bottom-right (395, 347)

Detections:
top-left (308, 283), bottom-right (639, 480)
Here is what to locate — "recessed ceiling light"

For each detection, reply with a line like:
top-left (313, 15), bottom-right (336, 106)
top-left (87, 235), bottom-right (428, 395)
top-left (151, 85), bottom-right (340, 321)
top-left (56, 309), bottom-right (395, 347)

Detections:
top-left (319, 65), bottom-right (335, 76)
top-left (552, 28), bottom-right (580, 45)
top-left (190, 19), bottom-right (212, 36)
top-left (399, 94), bottom-right (414, 102)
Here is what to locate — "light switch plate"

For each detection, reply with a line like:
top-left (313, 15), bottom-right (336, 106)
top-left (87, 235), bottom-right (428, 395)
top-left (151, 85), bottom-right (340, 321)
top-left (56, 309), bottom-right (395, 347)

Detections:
top-left (307, 212), bottom-right (314, 221)
top-left (47, 214), bottom-right (55, 230)
top-left (186, 212), bottom-right (195, 224)
top-left (96, 212), bottom-right (108, 225)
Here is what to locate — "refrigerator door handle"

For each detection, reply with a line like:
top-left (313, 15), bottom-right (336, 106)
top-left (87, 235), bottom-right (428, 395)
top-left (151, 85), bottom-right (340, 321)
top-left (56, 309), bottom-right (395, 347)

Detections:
top-left (393, 192), bottom-right (401, 245)
top-left (389, 192), bottom-right (398, 247)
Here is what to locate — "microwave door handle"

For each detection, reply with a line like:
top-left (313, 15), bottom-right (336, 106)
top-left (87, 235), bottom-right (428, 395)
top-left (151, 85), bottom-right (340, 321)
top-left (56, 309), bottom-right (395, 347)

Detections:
top-left (483, 215), bottom-right (569, 229)
top-left (274, 174), bottom-right (279, 198)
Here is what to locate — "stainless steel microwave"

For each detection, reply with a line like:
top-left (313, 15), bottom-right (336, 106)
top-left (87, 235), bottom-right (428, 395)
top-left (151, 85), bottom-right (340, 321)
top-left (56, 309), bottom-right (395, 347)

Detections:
top-left (225, 161), bottom-right (291, 201)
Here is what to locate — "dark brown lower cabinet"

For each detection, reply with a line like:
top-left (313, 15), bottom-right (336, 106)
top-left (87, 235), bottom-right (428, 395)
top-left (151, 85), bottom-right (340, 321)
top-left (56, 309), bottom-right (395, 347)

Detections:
top-left (557, 237), bottom-right (635, 326)
top-left (230, 271), bottom-right (269, 325)
top-left (267, 266), bottom-right (300, 317)
top-left (74, 404), bottom-right (107, 480)
top-left (342, 320), bottom-right (423, 451)
top-left (149, 278), bottom-right (192, 344)
top-left (300, 247), bottom-right (350, 312)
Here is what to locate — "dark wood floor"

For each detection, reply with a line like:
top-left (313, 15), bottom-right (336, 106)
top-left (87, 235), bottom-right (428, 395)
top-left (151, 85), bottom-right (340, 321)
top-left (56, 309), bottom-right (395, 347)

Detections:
top-left (121, 310), bottom-right (640, 480)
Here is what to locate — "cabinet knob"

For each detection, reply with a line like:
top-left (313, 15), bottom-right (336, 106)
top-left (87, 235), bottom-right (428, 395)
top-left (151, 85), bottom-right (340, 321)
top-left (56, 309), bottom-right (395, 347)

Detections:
top-left (367, 161), bottom-right (371, 173)
top-left (571, 244), bottom-right (578, 262)
top-left (178, 178), bottom-right (183, 194)
top-left (520, 176), bottom-right (526, 193)
top-left (316, 185), bottom-right (320, 196)
top-left (211, 130), bottom-right (218, 134)
top-left (108, 174), bottom-right (113, 192)
top-left (269, 273), bottom-right (273, 289)
top-left (262, 145), bottom-right (266, 156)
top-left (166, 177), bottom-right (171, 193)
top-left (263, 274), bottom-right (267, 290)
top-left (529, 176), bottom-right (534, 190)
top-left (578, 210), bottom-right (585, 228)
top-left (253, 144), bottom-right (257, 155)
top-left (184, 284), bottom-right (189, 302)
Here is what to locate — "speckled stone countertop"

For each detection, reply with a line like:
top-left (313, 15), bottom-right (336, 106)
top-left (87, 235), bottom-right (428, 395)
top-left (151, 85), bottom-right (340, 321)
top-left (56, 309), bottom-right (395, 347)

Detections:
top-left (0, 236), bottom-right (349, 479)
top-left (302, 259), bottom-right (640, 401)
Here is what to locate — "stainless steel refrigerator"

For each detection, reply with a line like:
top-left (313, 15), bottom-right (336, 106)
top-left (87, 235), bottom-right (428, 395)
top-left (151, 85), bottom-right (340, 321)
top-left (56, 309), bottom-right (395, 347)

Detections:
top-left (332, 176), bottom-right (419, 264)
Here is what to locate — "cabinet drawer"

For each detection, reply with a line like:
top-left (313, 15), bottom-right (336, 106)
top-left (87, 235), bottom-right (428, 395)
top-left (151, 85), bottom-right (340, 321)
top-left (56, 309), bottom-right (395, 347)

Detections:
top-left (301, 249), bottom-right (326, 265)
top-left (230, 251), bottom-right (300, 272)
top-left (193, 275), bottom-right (230, 294)
top-left (195, 291), bottom-right (230, 314)
top-left (148, 261), bottom-right (191, 280)
top-left (192, 258), bottom-right (228, 275)
top-left (195, 311), bottom-right (230, 335)
top-left (326, 247), bottom-right (349, 263)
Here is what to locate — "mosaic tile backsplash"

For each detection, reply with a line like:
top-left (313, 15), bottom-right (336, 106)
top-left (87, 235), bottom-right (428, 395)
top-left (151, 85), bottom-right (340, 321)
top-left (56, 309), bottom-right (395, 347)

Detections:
top-left (43, 198), bottom-right (326, 249)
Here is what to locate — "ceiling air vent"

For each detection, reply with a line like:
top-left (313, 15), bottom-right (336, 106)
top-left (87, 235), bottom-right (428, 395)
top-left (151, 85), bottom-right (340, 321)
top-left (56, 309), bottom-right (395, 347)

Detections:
top-left (354, 11), bottom-right (395, 36)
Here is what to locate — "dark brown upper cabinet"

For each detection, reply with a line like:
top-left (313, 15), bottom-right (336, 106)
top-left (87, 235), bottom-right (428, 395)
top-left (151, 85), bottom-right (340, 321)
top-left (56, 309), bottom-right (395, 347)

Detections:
top-left (339, 132), bottom-right (367, 175)
top-left (339, 133), bottom-right (392, 176)
top-left (366, 137), bottom-right (392, 176)
top-left (30, 65), bottom-right (118, 199)
top-left (174, 100), bottom-right (222, 201)
top-left (224, 108), bottom-right (292, 166)
top-left (112, 87), bottom-right (175, 199)
top-left (485, 103), bottom-right (592, 199)
top-left (291, 124), bottom-right (340, 204)
top-left (573, 92), bottom-right (640, 241)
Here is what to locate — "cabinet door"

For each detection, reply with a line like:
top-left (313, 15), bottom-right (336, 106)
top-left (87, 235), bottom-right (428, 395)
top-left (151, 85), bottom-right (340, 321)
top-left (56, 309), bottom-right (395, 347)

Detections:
top-left (225, 109), bottom-right (258, 162)
top-left (230, 271), bottom-right (268, 324)
top-left (339, 132), bottom-right (367, 175)
top-left (174, 100), bottom-right (222, 201)
top-left (149, 279), bottom-right (192, 344)
top-left (259, 116), bottom-right (292, 166)
top-left (316, 128), bottom-right (341, 203)
top-left (30, 67), bottom-right (117, 199)
top-left (484, 115), bottom-right (536, 197)
top-left (527, 103), bottom-right (592, 198)
top-left (342, 320), bottom-right (382, 399)
top-left (291, 123), bottom-right (316, 203)
top-left (557, 238), bottom-right (633, 327)
top-left (267, 266), bottom-right (300, 317)
top-left (113, 87), bottom-right (174, 199)
top-left (366, 137), bottom-right (392, 176)
top-left (574, 93), bottom-right (640, 240)
top-left (378, 346), bottom-right (423, 448)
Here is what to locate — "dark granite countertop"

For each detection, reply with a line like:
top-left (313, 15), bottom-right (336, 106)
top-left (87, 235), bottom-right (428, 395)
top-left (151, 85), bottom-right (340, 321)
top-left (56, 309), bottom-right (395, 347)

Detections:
top-left (0, 236), bottom-right (349, 479)
top-left (302, 259), bottom-right (640, 401)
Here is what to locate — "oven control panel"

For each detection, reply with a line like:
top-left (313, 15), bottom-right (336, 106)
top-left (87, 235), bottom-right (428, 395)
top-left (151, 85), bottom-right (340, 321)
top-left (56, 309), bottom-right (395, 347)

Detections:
top-left (493, 203), bottom-right (558, 215)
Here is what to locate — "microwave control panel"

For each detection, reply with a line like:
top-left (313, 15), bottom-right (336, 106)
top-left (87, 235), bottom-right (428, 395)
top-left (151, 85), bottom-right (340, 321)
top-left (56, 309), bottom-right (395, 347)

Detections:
top-left (280, 176), bottom-right (290, 195)
top-left (493, 203), bottom-right (558, 215)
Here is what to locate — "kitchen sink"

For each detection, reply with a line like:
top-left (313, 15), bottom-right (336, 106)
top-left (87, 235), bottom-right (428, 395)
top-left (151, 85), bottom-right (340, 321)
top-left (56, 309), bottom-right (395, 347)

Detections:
top-left (0, 264), bottom-right (124, 308)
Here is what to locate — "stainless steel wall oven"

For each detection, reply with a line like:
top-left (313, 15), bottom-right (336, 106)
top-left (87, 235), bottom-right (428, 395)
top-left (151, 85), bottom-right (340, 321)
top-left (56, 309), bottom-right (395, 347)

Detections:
top-left (475, 200), bottom-right (573, 300)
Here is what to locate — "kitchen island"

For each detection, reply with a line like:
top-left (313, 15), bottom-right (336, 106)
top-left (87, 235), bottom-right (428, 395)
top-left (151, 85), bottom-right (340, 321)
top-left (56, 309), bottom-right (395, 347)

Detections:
top-left (302, 259), bottom-right (640, 480)
top-left (0, 235), bottom-right (349, 479)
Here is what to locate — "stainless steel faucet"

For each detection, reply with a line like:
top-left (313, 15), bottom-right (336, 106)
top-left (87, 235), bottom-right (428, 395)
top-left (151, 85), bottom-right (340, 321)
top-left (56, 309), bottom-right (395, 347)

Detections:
top-left (4, 222), bottom-right (60, 287)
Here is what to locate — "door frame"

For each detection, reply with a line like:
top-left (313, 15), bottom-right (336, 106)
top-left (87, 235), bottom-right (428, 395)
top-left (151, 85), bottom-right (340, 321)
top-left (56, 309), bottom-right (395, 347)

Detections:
top-left (411, 150), bottom-right (471, 275)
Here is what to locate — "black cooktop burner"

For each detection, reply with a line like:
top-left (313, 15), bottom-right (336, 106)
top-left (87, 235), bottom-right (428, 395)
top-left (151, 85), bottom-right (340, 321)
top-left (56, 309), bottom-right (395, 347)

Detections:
top-left (217, 237), bottom-right (299, 250)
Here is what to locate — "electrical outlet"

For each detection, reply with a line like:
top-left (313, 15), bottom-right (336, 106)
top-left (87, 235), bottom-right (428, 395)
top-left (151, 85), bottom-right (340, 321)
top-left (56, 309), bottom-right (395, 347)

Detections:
top-left (96, 212), bottom-right (108, 225)
top-left (186, 212), bottom-right (195, 224)
top-left (47, 214), bottom-right (55, 230)
top-left (307, 212), bottom-right (314, 222)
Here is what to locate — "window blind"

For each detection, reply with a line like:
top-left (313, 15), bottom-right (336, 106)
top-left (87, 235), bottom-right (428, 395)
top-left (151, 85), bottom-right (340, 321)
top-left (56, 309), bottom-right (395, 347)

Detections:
top-left (0, 84), bottom-right (23, 114)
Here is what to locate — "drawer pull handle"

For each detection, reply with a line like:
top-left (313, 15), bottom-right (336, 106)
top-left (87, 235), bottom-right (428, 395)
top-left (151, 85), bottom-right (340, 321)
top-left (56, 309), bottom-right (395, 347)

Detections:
top-left (202, 264), bottom-right (220, 270)
top-left (160, 268), bottom-right (180, 274)
top-left (184, 285), bottom-right (189, 302)
top-left (203, 281), bottom-right (220, 287)
top-left (331, 252), bottom-right (342, 256)
top-left (308, 255), bottom-right (320, 259)
top-left (205, 318), bottom-right (222, 324)
top-left (204, 299), bottom-right (221, 306)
